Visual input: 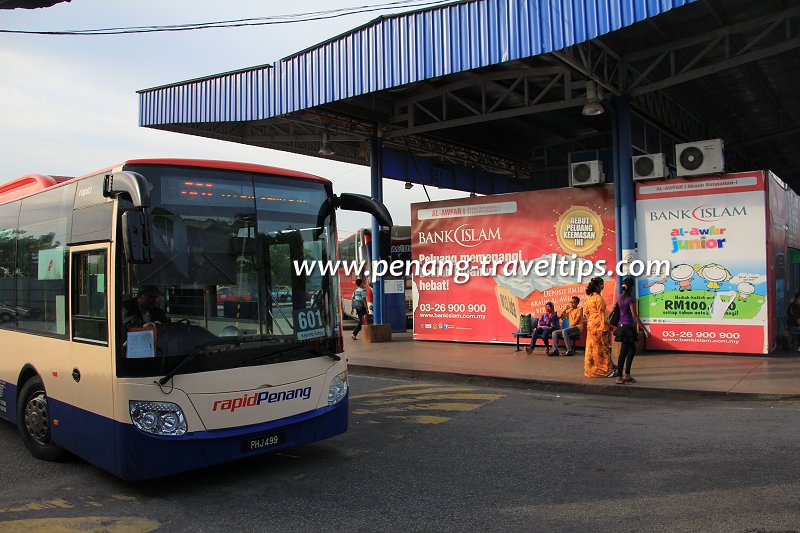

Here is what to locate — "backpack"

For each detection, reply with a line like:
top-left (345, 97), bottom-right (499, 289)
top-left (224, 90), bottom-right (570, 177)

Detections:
top-left (352, 288), bottom-right (366, 312)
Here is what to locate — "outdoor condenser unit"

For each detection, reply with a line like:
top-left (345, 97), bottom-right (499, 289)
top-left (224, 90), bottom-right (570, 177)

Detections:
top-left (632, 153), bottom-right (669, 181)
top-left (569, 160), bottom-right (604, 187)
top-left (675, 138), bottom-right (725, 177)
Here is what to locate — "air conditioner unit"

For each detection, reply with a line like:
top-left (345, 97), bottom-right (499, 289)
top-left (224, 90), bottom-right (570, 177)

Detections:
top-left (675, 138), bottom-right (724, 177)
top-left (569, 160), bottom-right (604, 187)
top-left (632, 153), bottom-right (669, 181)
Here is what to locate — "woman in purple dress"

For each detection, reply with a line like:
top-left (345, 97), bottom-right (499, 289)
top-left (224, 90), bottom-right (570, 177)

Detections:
top-left (614, 277), bottom-right (650, 384)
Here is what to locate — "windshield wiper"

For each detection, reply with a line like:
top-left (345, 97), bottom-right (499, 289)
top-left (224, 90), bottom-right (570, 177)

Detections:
top-left (157, 337), bottom-right (248, 384)
top-left (157, 340), bottom-right (341, 385)
top-left (240, 343), bottom-right (341, 364)
top-left (307, 346), bottom-right (341, 362)
top-left (157, 346), bottom-right (207, 385)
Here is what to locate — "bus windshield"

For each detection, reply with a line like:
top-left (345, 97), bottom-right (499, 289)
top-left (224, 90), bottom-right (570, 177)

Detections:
top-left (117, 164), bottom-right (339, 378)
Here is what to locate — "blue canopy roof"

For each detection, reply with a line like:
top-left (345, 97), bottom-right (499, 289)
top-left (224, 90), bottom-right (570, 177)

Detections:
top-left (139, 0), bottom-right (694, 127)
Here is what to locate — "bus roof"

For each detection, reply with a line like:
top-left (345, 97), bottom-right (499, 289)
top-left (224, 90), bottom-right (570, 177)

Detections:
top-left (88, 158), bottom-right (331, 184)
top-left (0, 158), bottom-right (331, 205)
top-left (0, 174), bottom-right (75, 204)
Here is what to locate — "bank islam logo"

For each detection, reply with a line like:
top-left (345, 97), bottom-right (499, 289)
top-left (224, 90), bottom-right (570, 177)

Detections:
top-left (417, 224), bottom-right (501, 248)
top-left (649, 205), bottom-right (748, 222)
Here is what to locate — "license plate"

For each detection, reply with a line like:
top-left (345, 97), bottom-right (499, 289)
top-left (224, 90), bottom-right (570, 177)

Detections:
top-left (241, 431), bottom-right (286, 452)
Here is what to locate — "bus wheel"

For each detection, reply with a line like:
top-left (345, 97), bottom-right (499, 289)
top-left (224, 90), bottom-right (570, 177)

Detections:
top-left (17, 376), bottom-right (65, 461)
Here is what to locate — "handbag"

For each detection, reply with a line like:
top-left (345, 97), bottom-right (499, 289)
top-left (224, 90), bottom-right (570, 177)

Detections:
top-left (608, 303), bottom-right (621, 327)
top-left (518, 314), bottom-right (532, 333)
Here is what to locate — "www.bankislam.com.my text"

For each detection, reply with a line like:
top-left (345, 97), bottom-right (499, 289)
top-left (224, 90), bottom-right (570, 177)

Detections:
top-left (294, 255), bottom-right (670, 284)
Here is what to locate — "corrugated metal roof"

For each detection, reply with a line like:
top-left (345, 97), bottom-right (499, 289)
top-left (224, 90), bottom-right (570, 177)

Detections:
top-left (139, 0), bottom-right (694, 127)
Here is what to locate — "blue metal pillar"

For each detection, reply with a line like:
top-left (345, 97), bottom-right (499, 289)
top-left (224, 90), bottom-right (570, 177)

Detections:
top-left (370, 130), bottom-right (384, 324)
top-left (612, 96), bottom-right (636, 279)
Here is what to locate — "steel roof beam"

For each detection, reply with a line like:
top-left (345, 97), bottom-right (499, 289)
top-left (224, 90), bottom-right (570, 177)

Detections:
top-left (700, 0), bottom-right (795, 173)
top-left (387, 69), bottom-right (583, 139)
top-left (392, 67), bottom-right (568, 107)
top-left (545, 37), bottom-right (717, 151)
top-left (633, 12), bottom-right (754, 171)
top-left (386, 97), bottom-right (585, 139)
top-left (550, 44), bottom-right (623, 96)
top-left (624, 5), bottom-right (800, 96)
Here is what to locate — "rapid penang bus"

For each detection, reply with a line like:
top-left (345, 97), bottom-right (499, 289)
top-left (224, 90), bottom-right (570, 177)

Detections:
top-left (0, 159), bottom-right (391, 480)
top-left (339, 226), bottom-right (411, 321)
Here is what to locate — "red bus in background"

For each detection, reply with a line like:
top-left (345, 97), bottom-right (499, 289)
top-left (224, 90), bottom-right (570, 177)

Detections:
top-left (339, 226), bottom-right (411, 323)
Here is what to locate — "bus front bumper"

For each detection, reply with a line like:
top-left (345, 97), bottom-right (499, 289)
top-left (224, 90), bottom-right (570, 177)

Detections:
top-left (112, 395), bottom-right (348, 481)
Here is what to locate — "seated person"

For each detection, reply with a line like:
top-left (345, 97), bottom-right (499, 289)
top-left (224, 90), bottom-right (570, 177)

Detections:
top-left (122, 285), bottom-right (170, 329)
top-left (551, 296), bottom-right (585, 357)
top-left (787, 291), bottom-right (800, 328)
top-left (526, 302), bottom-right (559, 356)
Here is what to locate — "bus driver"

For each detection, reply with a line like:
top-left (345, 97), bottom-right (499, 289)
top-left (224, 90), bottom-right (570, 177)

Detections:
top-left (122, 285), bottom-right (171, 329)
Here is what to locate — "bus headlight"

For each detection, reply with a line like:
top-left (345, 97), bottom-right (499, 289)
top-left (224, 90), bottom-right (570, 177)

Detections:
top-left (130, 401), bottom-right (187, 436)
top-left (328, 370), bottom-right (348, 406)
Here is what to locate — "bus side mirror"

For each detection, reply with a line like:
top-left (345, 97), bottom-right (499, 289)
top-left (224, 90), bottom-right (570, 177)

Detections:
top-left (122, 210), bottom-right (152, 264)
top-left (335, 193), bottom-right (393, 227)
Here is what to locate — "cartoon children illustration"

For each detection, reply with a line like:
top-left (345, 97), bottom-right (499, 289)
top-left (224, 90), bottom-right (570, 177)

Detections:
top-left (736, 282), bottom-right (755, 301)
top-left (643, 278), bottom-right (668, 303)
top-left (696, 263), bottom-right (732, 291)
top-left (670, 264), bottom-right (696, 292)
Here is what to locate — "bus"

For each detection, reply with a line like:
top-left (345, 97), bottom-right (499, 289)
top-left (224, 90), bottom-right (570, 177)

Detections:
top-left (0, 159), bottom-right (390, 480)
top-left (339, 226), bottom-right (412, 324)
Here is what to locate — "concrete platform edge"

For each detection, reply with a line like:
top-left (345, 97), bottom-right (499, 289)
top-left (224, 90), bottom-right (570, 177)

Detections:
top-left (348, 364), bottom-right (800, 402)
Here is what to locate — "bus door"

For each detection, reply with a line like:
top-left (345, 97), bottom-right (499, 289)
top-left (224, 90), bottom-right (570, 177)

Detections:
top-left (68, 245), bottom-right (115, 469)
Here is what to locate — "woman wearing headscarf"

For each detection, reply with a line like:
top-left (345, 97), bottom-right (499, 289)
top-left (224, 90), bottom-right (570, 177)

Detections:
top-left (583, 277), bottom-right (613, 377)
top-left (525, 301), bottom-right (560, 355)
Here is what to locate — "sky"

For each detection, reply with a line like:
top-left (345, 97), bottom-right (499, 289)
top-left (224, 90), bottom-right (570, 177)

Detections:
top-left (0, 0), bottom-right (470, 237)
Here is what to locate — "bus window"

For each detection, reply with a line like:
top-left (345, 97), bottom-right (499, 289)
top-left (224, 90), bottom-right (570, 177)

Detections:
top-left (72, 250), bottom-right (108, 344)
top-left (17, 184), bottom-right (76, 336)
top-left (0, 201), bottom-right (20, 329)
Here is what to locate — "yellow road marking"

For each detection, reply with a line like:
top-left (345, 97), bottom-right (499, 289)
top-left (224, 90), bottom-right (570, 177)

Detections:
top-left (110, 495), bottom-right (137, 502)
top-left (365, 383), bottom-right (443, 391)
top-left (0, 517), bottom-right (160, 532)
top-left (386, 415), bottom-right (450, 425)
top-left (358, 393), bottom-right (505, 405)
top-left (352, 387), bottom-right (479, 399)
top-left (354, 402), bottom-right (485, 415)
top-left (0, 499), bottom-right (73, 514)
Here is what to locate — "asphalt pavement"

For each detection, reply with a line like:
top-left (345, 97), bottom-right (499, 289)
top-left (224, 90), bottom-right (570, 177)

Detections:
top-left (2, 374), bottom-right (799, 532)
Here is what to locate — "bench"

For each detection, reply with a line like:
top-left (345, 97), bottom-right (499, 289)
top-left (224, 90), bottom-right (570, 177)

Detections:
top-left (511, 331), bottom-right (533, 351)
top-left (784, 317), bottom-right (800, 351)
top-left (512, 317), bottom-right (580, 352)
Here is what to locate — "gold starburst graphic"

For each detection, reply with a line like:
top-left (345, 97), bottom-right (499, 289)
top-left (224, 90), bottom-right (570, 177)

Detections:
top-left (555, 205), bottom-right (604, 257)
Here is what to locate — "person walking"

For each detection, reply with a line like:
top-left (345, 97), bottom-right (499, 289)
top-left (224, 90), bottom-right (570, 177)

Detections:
top-left (583, 277), bottom-right (613, 378)
top-left (614, 276), bottom-right (650, 384)
top-left (350, 279), bottom-right (367, 340)
top-left (550, 296), bottom-right (584, 356)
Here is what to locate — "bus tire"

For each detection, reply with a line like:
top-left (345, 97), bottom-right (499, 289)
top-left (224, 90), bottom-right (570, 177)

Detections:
top-left (17, 376), bottom-right (65, 461)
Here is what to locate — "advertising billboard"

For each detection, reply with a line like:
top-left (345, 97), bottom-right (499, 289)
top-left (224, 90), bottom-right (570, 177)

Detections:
top-left (635, 172), bottom-right (768, 353)
top-left (411, 186), bottom-right (616, 342)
